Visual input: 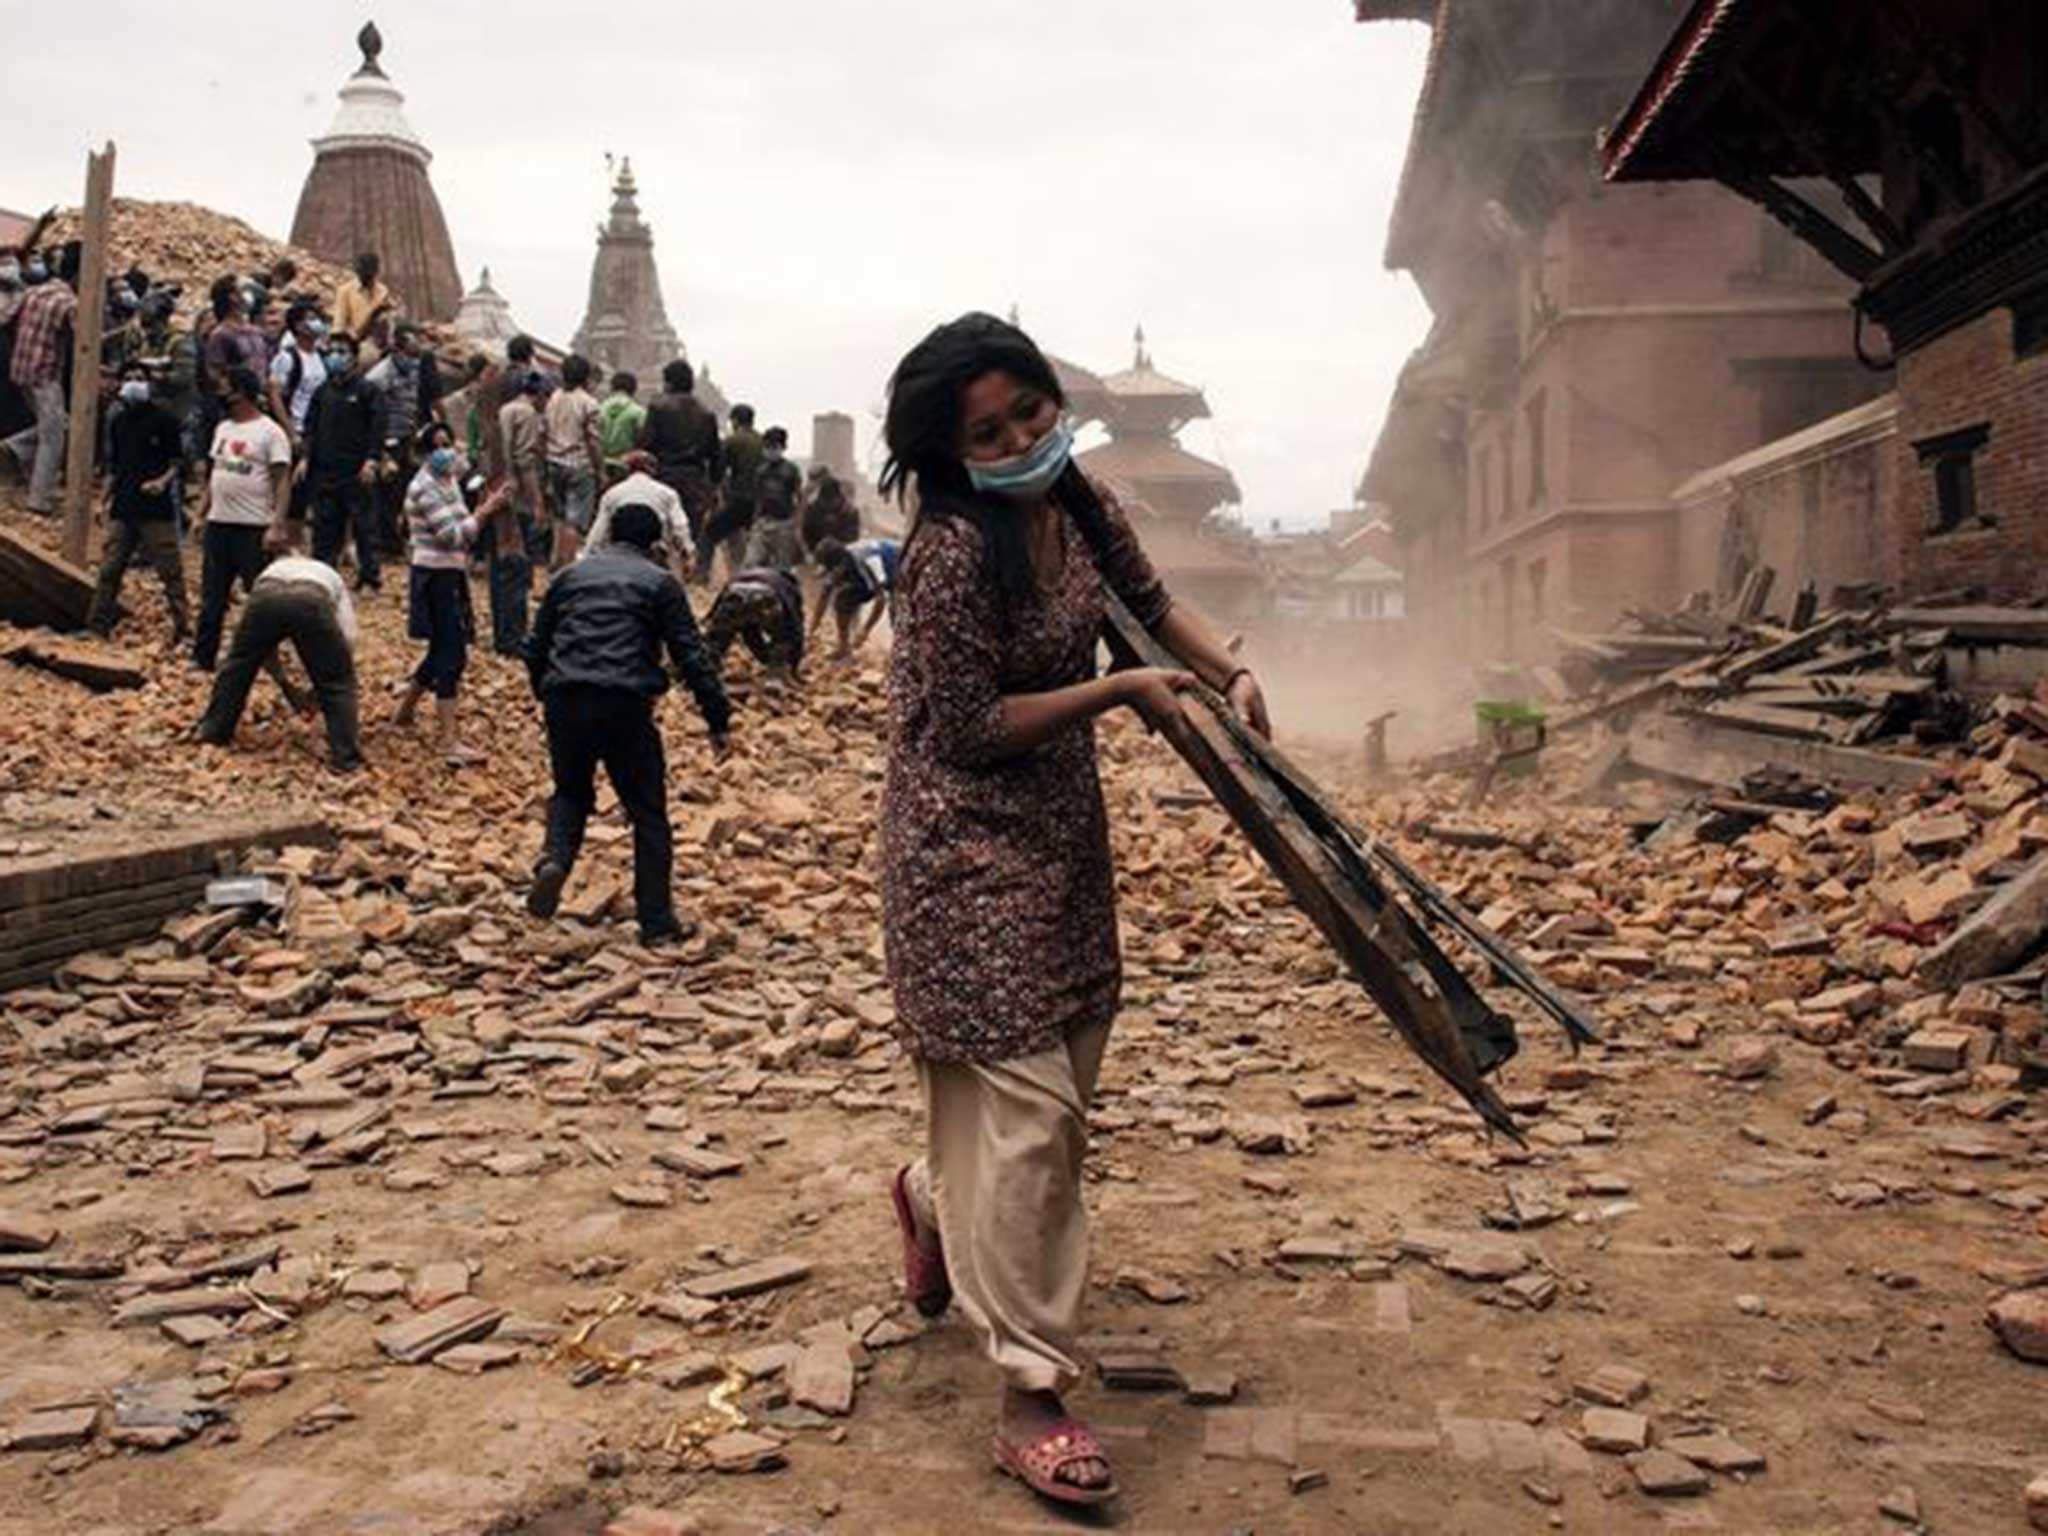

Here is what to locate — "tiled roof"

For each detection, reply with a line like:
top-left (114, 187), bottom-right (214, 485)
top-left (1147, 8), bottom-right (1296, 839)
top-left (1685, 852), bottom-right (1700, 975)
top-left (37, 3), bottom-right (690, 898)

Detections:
top-left (1601, 0), bottom-right (1755, 182)
top-left (1078, 436), bottom-right (1241, 503)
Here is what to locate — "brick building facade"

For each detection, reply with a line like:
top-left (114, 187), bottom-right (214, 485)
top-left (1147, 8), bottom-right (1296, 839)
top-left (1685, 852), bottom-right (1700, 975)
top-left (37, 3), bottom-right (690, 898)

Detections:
top-left (1605, 0), bottom-right (2048, 605)
top-left (1354, 0), bottom-right (1882, 664)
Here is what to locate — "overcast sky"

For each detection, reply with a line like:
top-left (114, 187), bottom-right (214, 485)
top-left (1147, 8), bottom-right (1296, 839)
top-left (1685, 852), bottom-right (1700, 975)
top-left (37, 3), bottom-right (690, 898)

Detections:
top-left (8, 3), bottom-right (1432, 532)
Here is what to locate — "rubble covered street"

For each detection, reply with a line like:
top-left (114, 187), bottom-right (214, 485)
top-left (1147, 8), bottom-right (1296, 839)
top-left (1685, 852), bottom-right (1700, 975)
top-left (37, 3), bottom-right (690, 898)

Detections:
top-left (1, 498), bottom-right (2046, 1536)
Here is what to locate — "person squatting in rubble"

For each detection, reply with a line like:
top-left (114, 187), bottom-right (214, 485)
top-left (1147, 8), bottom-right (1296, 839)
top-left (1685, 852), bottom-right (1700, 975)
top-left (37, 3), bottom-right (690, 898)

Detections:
top-left (193, 533), bottom-right (363, 774)
top-left (524, 504), bottom-right (732, 947)
top-left (87, 358), bottom-right (191, 643)
top-left (877, 313), bottom-right (1270, 1511)
top-left (394, 420), bottom-right (512, 764)
top-left (805, 534), bottom-right (898, 662)
top-left (702, 566), bottom-right (805, 682)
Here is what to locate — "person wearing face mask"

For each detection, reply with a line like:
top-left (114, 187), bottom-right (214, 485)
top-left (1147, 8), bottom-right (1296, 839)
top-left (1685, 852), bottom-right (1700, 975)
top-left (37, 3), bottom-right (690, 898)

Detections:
top-left (394, 421), bottom-right (511, 761)
top-left (299, 333), bottom-right (385, 592)
top-left (87, 362), bottom-right (191, 643)
top-left (267, 303), bottom-right (328, 450)
top-left (743, 425), bottom-right (804, 571)
top-left (875, 314), bottom-right (1270, 1512)
top-left (191, 366), bottom-right (293, 672)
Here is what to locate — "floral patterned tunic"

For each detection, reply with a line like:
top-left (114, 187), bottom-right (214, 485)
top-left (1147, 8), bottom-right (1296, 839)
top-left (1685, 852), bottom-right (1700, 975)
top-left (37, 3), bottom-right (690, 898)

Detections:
top-left (881, 482), bottom-right (1172, 1063)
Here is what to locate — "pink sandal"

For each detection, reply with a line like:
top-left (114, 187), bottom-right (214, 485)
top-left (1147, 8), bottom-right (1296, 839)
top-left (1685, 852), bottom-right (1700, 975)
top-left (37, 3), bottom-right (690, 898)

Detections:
top-left (891, 1166), bottom-right (951, 1318)
top-left (992, 1419), bottom-right (1120, 1508)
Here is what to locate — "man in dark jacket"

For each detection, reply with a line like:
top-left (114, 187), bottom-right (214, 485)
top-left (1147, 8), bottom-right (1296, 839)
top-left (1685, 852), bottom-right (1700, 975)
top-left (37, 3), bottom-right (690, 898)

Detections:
top-left (87, 359), bottom-right (191, 642)
top-left (636, 359), bottom-right (723, 556)
top-left (525, 504), bottom-right (732, 946)
top-left (300, 332), bottom-right (385, 591)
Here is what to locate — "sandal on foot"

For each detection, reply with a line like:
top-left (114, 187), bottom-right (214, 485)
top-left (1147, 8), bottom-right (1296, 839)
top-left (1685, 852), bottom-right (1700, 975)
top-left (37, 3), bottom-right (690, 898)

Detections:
top-left (890, 1166), bottom-right (951, 1318)
top-left (992, 1420), bottom-right (1119, 1508)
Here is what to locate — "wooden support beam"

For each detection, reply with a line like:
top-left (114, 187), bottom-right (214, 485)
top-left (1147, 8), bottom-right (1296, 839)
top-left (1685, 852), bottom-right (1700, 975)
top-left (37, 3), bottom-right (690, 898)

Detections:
top-left (60, 143), bottom-right (115, 567)
top-left (0, 525), bottom-right (100, 630)
top-left (1626, 714), bottom-right (1938, 793)
top-left (1730, 73), bottom-right (1907, 253)
top-left (1713, 147), bottom-right (1884, 282)
top-left (1882, 607), bottom-right (2048, 647)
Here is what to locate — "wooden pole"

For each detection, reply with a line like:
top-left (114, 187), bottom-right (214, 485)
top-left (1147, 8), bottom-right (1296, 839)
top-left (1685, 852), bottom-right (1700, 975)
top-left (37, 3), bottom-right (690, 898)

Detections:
top-left (60, 142), bottom-right (115, 568)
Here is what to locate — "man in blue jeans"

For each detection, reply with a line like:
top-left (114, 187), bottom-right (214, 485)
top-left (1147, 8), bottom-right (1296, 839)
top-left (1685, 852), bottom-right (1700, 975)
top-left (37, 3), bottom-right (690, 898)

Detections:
top-left (525, 505), bottom-right (731, 946)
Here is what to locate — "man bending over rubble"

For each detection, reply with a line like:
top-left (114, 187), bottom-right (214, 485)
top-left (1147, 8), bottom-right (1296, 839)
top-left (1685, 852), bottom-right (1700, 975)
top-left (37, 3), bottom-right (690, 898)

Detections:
top-left (192, 532), bottom-right (363, 774)
top-left (525, 504), bottom-right (732, 947)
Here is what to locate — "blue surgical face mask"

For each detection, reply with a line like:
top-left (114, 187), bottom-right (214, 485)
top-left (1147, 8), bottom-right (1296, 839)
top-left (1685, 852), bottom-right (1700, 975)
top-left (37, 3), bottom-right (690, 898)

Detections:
top-left (118, 379), bottom-right (150, 405)
top-left (325, 351), bottom-right (353, 377)
top-left (966, 418), bottom-right (1073, 501)
top-left (428, 447), bottom-right (457, 477)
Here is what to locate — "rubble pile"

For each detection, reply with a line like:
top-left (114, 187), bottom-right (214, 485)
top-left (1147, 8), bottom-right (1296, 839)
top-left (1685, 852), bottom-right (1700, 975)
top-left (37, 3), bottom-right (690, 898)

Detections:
top-left (42, 200), bottom-right (355, 324)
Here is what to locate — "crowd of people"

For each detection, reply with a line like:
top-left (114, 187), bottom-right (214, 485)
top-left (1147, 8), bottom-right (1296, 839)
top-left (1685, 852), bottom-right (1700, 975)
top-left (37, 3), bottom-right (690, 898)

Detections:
top-left (0, 236), bottom-right (900, 945)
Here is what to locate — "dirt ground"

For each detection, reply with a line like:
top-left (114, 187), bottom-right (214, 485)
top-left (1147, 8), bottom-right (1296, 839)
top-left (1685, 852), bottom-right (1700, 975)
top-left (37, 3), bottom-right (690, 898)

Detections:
top-left (1, 501), bottom-right (2044, 1536)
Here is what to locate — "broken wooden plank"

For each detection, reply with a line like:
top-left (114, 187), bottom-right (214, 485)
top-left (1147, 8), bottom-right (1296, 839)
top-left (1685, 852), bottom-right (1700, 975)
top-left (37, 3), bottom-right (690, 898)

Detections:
top-left (1921, 852), bottom-right (2048, 991)
top-left (0, 634), bottom-right (145, 692)
top-left (1626, 715), bottom-right (1938, 793)
top-left (0, 525), bottom-right (101, 631)
top-left (1884, 606), bottom-right (2048, 647)
top-left (1101, 594), bottom-right (1525, 1134)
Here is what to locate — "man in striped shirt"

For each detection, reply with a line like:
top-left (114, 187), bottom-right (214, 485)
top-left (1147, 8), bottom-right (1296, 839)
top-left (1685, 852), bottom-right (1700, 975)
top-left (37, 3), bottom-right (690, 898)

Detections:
top-left (1, 243), bottom-right (80, 514)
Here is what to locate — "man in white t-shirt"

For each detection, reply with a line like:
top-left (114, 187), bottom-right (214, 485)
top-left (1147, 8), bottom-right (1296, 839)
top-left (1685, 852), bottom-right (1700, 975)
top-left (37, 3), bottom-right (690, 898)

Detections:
top-left (583, 451), bottom-right (693, 585)
top-left (194, 541), bottom-right (362, 773)
top-left (191, 365), bottom-right (293, 671)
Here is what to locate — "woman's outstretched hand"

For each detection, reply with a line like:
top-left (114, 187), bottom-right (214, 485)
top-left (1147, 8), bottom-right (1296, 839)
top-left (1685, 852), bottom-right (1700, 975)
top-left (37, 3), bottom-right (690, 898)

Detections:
top-left (1227, 669), bottom-right (1272, 740)
top-left (1118, 667), bottom-right (1199, 731)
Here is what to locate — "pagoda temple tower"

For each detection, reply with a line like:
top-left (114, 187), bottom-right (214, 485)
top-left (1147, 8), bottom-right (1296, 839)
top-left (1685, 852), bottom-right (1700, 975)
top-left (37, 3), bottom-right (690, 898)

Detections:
top-left (571, 159), bottom-right (686, 382)
top-left (1079, 327), bottom-right (1242, 523)
top-left (1077, 327), bottom-right (1261, 624)
top-left (452, 266), bottom-right (523, 354)
top-left (290, 22), bottom-right (463, 322)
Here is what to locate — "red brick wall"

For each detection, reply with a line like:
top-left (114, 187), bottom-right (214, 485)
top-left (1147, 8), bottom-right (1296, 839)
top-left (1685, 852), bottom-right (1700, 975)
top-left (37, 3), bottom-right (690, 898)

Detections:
top-left (1892, 308), bottom-right (2048, 599)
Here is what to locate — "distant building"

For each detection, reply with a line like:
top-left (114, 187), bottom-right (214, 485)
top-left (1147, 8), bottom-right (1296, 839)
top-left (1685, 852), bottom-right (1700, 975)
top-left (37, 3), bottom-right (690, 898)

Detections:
top-left (290, 23), bottom-right (462, 322)
top-left (571, 160), bottom-right (687, 388)
top-left (1605, 0), bottom-right (2048, 604)
top-left (451, 267), bottom-right (522, 354)
top-left (1077, 329), bottom-right (1264, 625)
top-left (1352, 0), bottom-right (1883, 663)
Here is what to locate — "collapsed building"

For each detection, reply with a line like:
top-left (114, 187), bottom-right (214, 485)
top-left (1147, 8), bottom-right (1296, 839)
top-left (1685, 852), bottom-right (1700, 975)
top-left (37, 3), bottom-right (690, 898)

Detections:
top-left (1603, 0), bottom-right (2048, 608)
top-left (1352, 0), bottom-right (1885, 667)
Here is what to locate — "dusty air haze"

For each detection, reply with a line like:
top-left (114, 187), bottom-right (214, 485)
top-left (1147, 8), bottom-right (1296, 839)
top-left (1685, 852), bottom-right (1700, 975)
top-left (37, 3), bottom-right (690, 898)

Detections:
top-left (5, 1), bottom-right (1431, 531)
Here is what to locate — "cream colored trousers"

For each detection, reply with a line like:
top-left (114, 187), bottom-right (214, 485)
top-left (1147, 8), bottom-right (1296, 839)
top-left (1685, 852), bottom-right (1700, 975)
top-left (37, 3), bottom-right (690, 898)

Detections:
top-left (906, 1017), bottom-right (1112, 1394)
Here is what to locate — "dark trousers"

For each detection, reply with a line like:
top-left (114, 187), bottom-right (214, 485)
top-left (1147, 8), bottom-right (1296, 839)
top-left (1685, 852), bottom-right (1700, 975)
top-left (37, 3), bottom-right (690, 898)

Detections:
top-left (196, 585), bottom-right (362, 769)
top-left (408, 565), bottom-right (469, 699)
top-left (90, 518), bottom-right (189, 639)
top-left (377, 442), bottom-right (416, 558)
top-left (311, 476), bottom-right (380, 589)
top-left (698, 495), bottom-right (753, 580)
top-left (192, 522), bottom-right (271, 670)
top-left (482, 507), bottom-right (540, 654)
top-left (541, 687), bottom-right (674, 934)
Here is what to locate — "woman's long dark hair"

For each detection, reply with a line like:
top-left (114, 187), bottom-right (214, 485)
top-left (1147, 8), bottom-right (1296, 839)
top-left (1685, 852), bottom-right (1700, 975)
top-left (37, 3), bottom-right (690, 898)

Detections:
top-left (881, 313), bottom-right (1115, 616)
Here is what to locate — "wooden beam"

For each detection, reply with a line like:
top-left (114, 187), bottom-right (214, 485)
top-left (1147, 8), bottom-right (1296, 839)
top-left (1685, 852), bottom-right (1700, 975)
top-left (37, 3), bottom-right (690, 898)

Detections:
top-left (1627, 714), bottom-right (1938, 792)
top-left (60, 143), bottom-right (115, 567)
top-left (1882, 606), bottom-right (2048, 647)
top-left (1098, 595), bottom-right (1523, 1136)
top-left (1713, 147), bottom-right (1884, 282)
top-left (0, 524), bottom-right (99, 630)
top-left (1730, 73), bottom-right (1906, 253)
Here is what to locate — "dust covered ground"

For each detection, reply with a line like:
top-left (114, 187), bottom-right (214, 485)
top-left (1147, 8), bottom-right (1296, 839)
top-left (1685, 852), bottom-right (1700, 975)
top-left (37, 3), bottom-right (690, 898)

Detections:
top-left (1, 504), bottom-right (2045, 1536)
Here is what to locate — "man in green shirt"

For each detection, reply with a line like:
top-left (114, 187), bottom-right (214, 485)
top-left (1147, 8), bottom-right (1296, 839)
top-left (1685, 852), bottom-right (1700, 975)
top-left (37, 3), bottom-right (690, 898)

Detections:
top-left (700, 403), bottom-right (763, 581)
top-left (597, 371), bottom-right (647, 486)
